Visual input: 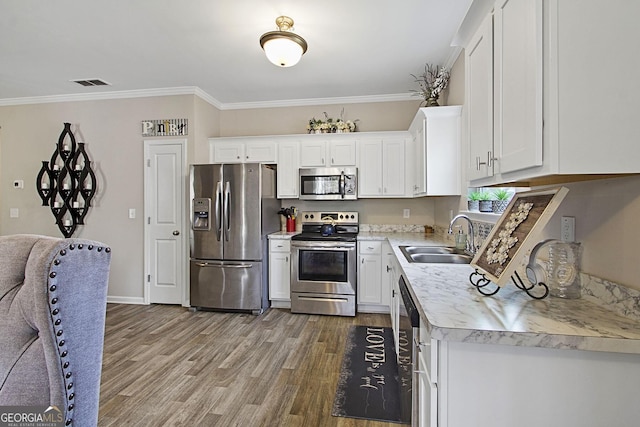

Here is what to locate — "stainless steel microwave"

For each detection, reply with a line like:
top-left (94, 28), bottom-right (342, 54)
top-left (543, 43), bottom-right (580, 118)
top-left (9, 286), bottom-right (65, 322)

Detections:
top-left (299, 167), bottom-right (357, 200)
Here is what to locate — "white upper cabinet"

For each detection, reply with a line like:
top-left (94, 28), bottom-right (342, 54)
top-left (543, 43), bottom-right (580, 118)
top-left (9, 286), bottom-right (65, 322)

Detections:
top-left (466, 12), bottom-right (496, 182)
top-left (409, 106), bottom-right (463, 196)
top-left (358, 136), bottom-right (406, 198)
top-left (210, 138), bottom-right (276, 164)
top-left (494, 0), bottom-right (542, 174)
top-left (299, 138), bottom-right (357, 167)
top-left (463, 0), bottom-right (640, 186)
top-left (466, 0), bottom-right (542, 184)
top-left (276, 140), bottom-right (300, 199)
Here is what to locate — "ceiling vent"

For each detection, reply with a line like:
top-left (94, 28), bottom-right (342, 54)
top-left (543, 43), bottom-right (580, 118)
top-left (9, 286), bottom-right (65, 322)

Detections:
top-left (72, 78), bottom-right (111, 87)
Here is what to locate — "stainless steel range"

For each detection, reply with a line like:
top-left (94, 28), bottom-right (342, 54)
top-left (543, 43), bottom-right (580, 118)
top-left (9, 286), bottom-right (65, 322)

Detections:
top-left (290, 211), bottom-right (359, 316)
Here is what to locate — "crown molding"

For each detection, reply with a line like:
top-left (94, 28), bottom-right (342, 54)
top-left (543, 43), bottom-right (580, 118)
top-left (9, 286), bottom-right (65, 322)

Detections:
top-left (0, 86), bottom-right (214, 107)
top-left (0, 86), bottom-right (416, 110)
top-left (219, 93), bottom-right (417, 110)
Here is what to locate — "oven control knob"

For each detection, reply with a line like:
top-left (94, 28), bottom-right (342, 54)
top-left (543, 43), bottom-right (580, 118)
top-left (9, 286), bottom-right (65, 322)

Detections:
top-left (304, 214), bottom-right (309, 219)
top-left (310, 214), bottom-right (314, 219)
top-left (351, 214), bottom-right (355, 219)
top-left (340, 214), bottom-right (344, 219)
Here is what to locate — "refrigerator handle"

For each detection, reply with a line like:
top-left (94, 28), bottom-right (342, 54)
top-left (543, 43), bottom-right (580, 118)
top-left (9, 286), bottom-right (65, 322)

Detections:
top-left (215, 181), bottom-right (223, 241)
top-left (224, 181), bottom-right (231, 242)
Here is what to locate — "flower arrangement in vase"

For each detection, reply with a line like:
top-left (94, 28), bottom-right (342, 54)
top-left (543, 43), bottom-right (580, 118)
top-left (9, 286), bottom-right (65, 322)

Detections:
top-left (307, 109), bottom-right (359, 134)
top-left (410, 63), bottom-right (450, 107)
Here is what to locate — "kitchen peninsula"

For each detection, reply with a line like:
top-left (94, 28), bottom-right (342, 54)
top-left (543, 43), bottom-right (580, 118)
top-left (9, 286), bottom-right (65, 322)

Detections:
top-left (359, 231), bottom-right (640, 427)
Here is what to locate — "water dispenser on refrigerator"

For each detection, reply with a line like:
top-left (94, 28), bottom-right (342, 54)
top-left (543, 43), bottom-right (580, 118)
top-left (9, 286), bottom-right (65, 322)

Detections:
top-left (192, 198), bottom-right (211, 231)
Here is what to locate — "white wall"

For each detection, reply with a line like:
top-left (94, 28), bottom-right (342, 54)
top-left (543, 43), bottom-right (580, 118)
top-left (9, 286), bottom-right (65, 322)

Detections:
top-left (0, 95), bottom-right (217, 301)
top-left (0, 95), bottom-right (433, 302)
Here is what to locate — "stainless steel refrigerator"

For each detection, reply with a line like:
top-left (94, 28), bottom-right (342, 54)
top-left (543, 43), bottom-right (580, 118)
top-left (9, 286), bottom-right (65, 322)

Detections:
top-left (189, 163), bottom-right (279, 314)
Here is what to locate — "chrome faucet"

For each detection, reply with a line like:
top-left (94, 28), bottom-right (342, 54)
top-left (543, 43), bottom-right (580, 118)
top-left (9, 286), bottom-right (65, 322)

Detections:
top-left (448, 214), bottom-right (476, 254)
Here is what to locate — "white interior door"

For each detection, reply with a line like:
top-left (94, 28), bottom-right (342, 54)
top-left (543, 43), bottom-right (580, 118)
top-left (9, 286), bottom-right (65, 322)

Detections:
top-left (144, 139), bottom-right (186, 305)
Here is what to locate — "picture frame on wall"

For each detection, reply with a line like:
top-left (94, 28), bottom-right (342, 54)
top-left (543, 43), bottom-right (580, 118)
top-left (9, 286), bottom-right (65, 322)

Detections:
top-left (471, 187), bottom-right (569, 286)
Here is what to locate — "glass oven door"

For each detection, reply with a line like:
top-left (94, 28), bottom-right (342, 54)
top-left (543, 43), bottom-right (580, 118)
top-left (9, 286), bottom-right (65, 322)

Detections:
top-left (291, 241), bottom-right (356, 295)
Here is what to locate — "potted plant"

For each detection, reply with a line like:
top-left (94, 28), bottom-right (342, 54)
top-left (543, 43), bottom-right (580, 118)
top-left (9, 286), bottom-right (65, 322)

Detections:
top-left (478, 191), bottom-right (493, 212)
top-left (467, 191), bottom-right (483, 211)
top-left (491, 188), bottom-right (512, 214)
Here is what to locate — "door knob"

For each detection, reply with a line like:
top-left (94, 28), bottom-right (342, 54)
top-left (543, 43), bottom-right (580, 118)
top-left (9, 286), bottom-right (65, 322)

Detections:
top-left (173, 230), bottom-right (180, 236)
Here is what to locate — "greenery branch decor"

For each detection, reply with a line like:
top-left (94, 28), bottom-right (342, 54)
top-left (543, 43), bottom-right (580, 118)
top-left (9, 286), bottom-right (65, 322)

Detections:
top-left (410, 63), bottom-right (450, 107)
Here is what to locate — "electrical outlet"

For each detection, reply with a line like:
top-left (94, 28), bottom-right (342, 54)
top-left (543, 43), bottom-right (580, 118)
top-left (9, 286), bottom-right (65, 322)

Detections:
top-left (561, 216), bottom-right (575, 242)
top-left (129, 208), bottom-right (136, 219)
top-left (10, 208), bottom-right (19, 218)
top-left (403, 209), bottom-right (410, 218)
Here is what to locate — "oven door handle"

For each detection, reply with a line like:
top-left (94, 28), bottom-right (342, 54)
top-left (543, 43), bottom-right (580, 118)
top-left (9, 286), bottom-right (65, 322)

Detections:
top-left (291, 245), bottom-right (355, 251)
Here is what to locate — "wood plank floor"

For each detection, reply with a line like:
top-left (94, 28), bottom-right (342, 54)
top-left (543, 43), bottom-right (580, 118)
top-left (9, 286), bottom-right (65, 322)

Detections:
top-left (98, 304), bottom-right (401, 427)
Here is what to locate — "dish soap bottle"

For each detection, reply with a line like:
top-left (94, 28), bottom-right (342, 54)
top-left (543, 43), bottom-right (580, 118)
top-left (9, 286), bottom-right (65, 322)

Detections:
top-left (454, 226), bottom-right (467, 250)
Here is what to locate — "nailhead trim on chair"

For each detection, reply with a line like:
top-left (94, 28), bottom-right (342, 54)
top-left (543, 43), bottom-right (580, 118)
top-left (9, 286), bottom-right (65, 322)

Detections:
top-left (46, 242), bottom-right (111, 427)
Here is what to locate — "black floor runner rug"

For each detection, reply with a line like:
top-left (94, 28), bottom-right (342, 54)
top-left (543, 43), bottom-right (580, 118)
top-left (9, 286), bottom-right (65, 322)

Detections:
top-left (332, 325), bottom-right (411, 424)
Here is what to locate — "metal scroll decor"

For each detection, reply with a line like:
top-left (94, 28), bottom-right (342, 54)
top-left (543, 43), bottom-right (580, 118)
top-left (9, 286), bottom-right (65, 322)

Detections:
top-left (36, 123), bottom-right (97, 238)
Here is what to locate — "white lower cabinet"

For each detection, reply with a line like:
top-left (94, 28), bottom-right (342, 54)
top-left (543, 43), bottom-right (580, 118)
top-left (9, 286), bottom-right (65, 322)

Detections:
top-left (417, 319), bottom-right (439, 427)
top-left (357, 241), bottom-right (382, 306)
top-left (357, 240), bottom-right (392, 313)
top-left (420, 336), bottom-right (640, 426)
top-left (268, 239), bottom-right (291, 307)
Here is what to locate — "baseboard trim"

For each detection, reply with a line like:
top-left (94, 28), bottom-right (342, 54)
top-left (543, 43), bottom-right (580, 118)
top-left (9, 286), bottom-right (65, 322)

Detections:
top-left (270, 300), bottom-right (292, 309)
top-left (357, 304), bottom-right (390, 314)
top-left (107, 296), bottom-right (146, 305)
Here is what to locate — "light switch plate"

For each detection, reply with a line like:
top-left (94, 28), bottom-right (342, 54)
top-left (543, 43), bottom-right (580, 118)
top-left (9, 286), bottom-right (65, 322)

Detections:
top-left (129, 208), bottom-right (136, 219)
top-left (10, 208), bottom-right (19, 218)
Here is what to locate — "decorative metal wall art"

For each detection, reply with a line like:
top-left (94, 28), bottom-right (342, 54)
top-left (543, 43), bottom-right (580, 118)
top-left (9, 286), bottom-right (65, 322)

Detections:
top-left (36, 123), bottom-right (97, 238)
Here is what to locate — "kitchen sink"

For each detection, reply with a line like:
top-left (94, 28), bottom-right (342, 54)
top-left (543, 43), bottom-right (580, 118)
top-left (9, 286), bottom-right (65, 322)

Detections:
top-left (401, 246), bottom-right (459, 255)
top-left (399, 246), bottom-right (473, 264)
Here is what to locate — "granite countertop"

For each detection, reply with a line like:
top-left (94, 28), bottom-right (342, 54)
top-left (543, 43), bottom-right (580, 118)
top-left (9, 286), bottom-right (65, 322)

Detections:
top-left (358, 232), bottom-right (640, 355)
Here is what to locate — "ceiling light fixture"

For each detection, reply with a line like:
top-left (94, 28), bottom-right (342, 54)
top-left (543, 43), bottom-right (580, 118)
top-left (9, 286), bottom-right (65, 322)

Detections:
top-left (259, 16), bottom-right (307, 68)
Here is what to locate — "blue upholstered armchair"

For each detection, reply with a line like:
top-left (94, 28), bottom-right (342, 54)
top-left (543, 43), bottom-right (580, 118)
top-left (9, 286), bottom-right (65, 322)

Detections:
top-left (0, 234), bottom-right (111, 426)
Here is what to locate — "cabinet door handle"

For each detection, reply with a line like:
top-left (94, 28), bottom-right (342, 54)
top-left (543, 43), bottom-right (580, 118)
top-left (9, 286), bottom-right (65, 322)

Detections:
top-left (487, 151), bottom-right (498, 168)
top-left (476, 156), bottom-right (486, 170)
top-left (285, 256), bottom-right (288, 262)
top-left (386, 265), bottom-right (391, 272)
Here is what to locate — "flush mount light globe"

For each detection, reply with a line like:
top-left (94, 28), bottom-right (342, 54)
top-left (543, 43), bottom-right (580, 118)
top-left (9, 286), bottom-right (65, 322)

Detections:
top-left (260, 16), bottom-right (308, 67)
